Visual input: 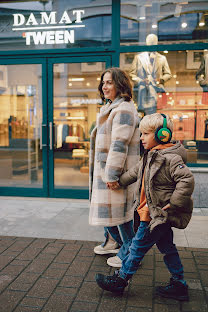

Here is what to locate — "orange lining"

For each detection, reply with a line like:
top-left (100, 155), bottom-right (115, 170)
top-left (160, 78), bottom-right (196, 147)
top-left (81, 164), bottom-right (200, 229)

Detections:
top-left (137, 143), bottom-right (175, 221)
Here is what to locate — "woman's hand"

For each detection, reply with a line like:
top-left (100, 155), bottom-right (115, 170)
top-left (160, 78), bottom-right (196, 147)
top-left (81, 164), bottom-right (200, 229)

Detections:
top-left (162, 203), bottom-right (170, 211)
top-left (107, 181), bottom-right (120, 190)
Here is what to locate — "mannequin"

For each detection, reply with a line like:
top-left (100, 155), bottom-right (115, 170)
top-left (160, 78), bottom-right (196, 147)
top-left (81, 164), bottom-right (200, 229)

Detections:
top-left (196, 54), bottom-right (208, 93)
top-left (129, 34), bottom-right (172, 114)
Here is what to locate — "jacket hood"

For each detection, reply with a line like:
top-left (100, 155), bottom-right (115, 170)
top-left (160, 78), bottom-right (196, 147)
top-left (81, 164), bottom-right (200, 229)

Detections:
top-left (156, 141), bottom-right (187, 163)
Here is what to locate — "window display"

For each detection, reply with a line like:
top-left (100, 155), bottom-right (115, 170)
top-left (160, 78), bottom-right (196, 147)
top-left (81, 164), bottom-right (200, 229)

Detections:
top-left (120, 48), bottom-right (208, 164)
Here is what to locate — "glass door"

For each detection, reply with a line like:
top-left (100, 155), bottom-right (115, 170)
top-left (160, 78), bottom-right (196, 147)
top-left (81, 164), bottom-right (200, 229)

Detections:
top-left (0, 59), bottom-right (48, 196)
top-left (48, 56), bottom-right (111, 198)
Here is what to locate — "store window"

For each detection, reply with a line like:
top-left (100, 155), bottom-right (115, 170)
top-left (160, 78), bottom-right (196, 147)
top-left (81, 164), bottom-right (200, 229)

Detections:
top-left (53, 61), bottom-right (105, 188)
top-left (120, 0), bottom-right (208, 46)
top-left (120, 48), bottom-right (208, 164)
top-left (0, 0), bottom-right (112, 51)
top-left (0, 64), bottom-right (42, 187)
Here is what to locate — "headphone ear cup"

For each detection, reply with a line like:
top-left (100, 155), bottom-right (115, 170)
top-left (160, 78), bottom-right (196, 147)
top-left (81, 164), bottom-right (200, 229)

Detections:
top-left (155, 126), bottom-right (172, 144)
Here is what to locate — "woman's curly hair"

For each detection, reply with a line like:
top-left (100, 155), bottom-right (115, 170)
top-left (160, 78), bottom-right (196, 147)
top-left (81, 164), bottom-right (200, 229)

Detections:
top-left (98, 67), bottom-right (133, 102)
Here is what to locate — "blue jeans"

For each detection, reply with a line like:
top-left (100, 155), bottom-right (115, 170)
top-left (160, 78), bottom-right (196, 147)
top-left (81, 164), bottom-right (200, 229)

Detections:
top-left (103, 220), bottom-right (135, 260)
top-left (120, 221), bottom-right (184, 281)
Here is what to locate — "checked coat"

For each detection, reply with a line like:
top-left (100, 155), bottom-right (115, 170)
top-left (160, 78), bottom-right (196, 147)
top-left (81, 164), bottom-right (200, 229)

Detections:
top-left (89, 97), bottom-right (140, 226)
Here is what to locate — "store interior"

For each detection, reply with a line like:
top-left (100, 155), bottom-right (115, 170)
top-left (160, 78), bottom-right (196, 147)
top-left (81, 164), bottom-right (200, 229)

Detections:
top-left (0, 51), bottom-right (208, 188)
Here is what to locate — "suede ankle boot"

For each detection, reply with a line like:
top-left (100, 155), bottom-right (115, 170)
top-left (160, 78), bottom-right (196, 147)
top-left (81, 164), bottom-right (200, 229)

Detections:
top-left (156, 278), bottom-right (189, 301)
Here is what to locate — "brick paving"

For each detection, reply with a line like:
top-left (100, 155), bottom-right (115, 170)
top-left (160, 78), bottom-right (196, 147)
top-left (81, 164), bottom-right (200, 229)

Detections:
top-left (0, 236), bottom-right (208, 312)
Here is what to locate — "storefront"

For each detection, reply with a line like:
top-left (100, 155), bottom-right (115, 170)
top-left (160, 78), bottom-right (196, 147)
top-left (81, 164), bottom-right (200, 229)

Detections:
top-left (0, 0), bottom-right (208, 200)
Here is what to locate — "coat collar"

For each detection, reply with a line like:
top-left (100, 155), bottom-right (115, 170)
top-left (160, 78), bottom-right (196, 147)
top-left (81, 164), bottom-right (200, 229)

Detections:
top-left (98, 97), bottom-right (124, 125)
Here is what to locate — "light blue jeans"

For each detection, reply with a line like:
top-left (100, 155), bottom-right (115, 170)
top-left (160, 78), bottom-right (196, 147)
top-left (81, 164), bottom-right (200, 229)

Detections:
top-left (103, 220), bottom-right (135, 260)
top-left (119, 221), bottom-right (185, 282)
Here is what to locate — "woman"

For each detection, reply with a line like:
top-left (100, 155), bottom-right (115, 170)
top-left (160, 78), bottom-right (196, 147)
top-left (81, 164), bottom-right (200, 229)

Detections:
top-left (89, 67), bottom-right (140, 267)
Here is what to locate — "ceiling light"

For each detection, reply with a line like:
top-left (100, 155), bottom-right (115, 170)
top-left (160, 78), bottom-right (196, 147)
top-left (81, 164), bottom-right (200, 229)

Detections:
top-left (181, 21), bottom-right (187, 28)
top-left (68, 78), bottom-right (85, 82)
top-left (199, 14), bottom-right (205, 27)
top-left (138, 6), bottom-right (146, 20)
top-left (152, 19), bottom-right (157, 29)
top-left (181, 15), bottom-right (187, 28)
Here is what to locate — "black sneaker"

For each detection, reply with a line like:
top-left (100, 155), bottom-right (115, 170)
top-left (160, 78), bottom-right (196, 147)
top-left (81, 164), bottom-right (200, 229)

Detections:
top-left (95, 270), bottom-right (128, 294)
top-left (156, 278), bottom-right (189, 301)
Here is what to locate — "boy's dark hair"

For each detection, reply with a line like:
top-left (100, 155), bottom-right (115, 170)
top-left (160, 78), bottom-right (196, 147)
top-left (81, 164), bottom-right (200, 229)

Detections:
top-left (98, 67), bottom-right (132, 102)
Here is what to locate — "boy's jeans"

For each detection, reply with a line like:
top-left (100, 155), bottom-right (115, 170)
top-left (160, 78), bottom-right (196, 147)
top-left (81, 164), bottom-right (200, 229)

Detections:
top-left (103, 220), bottom-right (135, 260)
top-left (120, 221), bottom-right (184, 281)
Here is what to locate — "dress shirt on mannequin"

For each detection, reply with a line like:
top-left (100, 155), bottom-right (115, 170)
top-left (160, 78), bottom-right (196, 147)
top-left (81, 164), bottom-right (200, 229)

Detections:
top-left (129, 34), bottom-right (172, 114)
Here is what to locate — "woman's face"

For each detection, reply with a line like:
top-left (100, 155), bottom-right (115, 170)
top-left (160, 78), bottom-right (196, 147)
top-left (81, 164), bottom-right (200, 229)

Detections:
top-left (102, 72), bottom-right (117, 102)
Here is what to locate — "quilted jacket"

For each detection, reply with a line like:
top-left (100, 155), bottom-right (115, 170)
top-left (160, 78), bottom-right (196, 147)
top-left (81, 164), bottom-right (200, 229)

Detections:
top-left (119, 142), bottom-right (195, 231)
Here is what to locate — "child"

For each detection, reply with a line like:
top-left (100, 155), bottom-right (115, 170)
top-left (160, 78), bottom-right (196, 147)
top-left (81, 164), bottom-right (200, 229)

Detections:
top-left (95, 113), bottom-right (194, 301)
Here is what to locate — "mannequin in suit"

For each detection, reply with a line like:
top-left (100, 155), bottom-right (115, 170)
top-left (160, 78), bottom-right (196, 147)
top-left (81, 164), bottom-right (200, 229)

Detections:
top-left (129, 34), bottom-right (172, 114)
top-left (196, 54), bottom-right (208, 92)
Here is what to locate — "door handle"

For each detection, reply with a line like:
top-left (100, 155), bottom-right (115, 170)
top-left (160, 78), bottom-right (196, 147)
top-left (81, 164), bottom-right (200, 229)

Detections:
top-left (40, 124), bottom-right (47, 150)
top-left (49, 122), bottom-right (53, 150)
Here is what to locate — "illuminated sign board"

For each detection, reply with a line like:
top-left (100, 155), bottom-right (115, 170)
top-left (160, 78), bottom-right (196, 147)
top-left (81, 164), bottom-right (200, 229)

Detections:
top-left (12, 10), bottom-right (85, 45)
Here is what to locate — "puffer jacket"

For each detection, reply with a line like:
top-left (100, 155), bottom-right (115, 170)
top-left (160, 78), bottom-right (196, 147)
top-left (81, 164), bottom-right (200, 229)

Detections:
top-left (119, 142), bottom-right (195, 232)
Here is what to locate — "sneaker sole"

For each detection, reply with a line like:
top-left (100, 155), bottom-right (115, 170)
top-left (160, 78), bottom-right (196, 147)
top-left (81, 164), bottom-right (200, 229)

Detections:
top-left (94, 248), bottom-right (120, 255)
top-left (156, 290), bottom-right (189, 302)
top-left (107, 260), bottom-right (142, 268)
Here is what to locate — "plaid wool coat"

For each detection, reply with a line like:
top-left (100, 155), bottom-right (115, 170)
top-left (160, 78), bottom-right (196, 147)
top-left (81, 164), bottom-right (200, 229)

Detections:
top-left (89, 97), bottom-right (140, 226)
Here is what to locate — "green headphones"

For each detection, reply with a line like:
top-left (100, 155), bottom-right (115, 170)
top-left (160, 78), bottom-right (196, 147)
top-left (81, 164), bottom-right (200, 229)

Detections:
top-left (155, 114), bottom-right (172, 144)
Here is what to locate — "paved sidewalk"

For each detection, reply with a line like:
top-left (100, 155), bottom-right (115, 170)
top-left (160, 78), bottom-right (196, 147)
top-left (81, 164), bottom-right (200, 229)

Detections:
top-left (0, 236), bottom-right (208, 312)
top-left (0, 197), bottom-right (208, 311)
top-left (0, 197), bottom-right (208, 248)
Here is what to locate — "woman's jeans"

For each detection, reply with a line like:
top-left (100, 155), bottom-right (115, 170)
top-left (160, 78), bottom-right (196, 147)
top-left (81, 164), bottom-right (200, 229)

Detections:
top-left (120, 221), bottom-right (184, 281)
top-left (103, 220), bottom-right (135, 260)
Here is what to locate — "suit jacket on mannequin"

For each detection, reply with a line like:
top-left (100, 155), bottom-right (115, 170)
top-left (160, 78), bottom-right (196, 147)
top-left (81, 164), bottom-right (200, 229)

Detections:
top-left (130, 51), bottom-right (172, 91)
top-left (129, 52), bottom-right (171, 113)
top-left (196, 54), bottom-right (208, 92)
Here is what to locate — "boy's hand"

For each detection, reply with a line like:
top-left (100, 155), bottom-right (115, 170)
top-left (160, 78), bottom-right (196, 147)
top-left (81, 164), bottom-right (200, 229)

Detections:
top-left (107, 181), bottom-right (120, 190)
top-left (162, 203), bottom-right (170, 211)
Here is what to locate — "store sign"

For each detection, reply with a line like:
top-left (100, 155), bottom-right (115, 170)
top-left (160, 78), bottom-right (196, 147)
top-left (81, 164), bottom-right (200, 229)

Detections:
top-left (71, 98), bottom-right (102, 105)
top-left (12, 10), bottom-right (85, 46)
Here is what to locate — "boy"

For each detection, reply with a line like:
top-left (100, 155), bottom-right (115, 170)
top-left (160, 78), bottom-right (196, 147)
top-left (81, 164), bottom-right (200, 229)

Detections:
top-left (96, 113), bottom-right (194, 301)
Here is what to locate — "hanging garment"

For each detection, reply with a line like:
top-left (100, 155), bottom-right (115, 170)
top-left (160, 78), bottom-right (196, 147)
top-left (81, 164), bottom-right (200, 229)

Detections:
top-left (57, 124), bottom-right (63, 148)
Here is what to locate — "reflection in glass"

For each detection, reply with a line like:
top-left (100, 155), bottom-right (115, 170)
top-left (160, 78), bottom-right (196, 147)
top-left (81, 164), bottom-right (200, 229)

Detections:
top-left (121, 1), bottom-right (208, 46)
top-left (0, 64), bottom-right (43, 187)
top-left (53, 62), bottom-right (105, 188)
